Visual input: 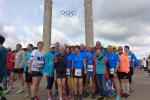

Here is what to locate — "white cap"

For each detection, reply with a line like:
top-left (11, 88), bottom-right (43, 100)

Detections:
top-left (50, 45), bottom-right (55, 48)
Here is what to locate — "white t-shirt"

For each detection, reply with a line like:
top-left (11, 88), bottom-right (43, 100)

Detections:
top-left (143, 60), bottom-right (147, 68)
top-left (30, 49), bottom-right (45, 71)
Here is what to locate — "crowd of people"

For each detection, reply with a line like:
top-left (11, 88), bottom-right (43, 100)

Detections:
top-left (0, 34), bottom-right (143, 100)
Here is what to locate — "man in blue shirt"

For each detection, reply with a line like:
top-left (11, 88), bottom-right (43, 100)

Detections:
top-left (106, 45), bottom-right (121, 100)
top-left (124, 46), bottom-right (140, 84)
top-left (0, 34), bottom-right (7, 99)
top-left (84, 46), bottom-right (95, 98)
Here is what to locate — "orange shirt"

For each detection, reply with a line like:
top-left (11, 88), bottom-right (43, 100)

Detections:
top-left (119, 53), bottom-right (130, 73)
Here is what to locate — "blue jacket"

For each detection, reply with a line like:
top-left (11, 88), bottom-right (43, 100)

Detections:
top-left (43, 51), bottom-right (55, 77)
top-left (128, 51), bottom-right (140, 68)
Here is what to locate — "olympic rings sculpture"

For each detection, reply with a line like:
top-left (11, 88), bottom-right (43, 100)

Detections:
top-left (60, 10), bottom-right (77, 17)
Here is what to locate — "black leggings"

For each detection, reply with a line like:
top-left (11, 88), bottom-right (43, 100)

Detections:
top-left (129, 68), bottom-right (134, 83)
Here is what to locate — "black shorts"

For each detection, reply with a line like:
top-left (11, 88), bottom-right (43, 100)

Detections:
top-left (12, 68), bottom-right (24, 74)
top-left (32, 71), bottom-right (43, 77)
top-left (118, 72), bottom-right (129, 79)
top-left (25, 72), bottom-right (32, 83)
top-left (56, 71), bottom-right (66, 79)
top-left (47, 77), bottom-right (54, 90)
top-left (109, 74), bottom-right (115, 79)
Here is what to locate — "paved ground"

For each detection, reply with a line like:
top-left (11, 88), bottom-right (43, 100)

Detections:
top-left (6, 71), bottom-right (150, 100)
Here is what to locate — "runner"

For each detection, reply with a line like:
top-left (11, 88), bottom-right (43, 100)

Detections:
top-left (79, 44), bottom-right (89, 98)
top-left (43, 45), bottom-right (55, 100)
top-left (94, 48), bottom-right (107, 100)
top-left (54, 47), bottom-right (66, 100)
top-left (106, 45), bottom-right (121, 100)
top-left (85, 46), bottom-right (95, 99)
top-left (117, 46), bottom-right (130, 98)
top-left (125, 46), bottom-right (140, 84)
top-left (3, 48), bottom-right (12, 90)
top-left (72, 46), bottom-right (86, 100)
top-left (65, 46), bottom-right (73, 98)
top-left (23, 44), bottom-right (33, 99)
top-left (29, 41), bottom-right (45, 100)
top-left (0, 34), bottom-right (7, 100)
top-left (54, 42), bottom-right (60, 96)
top-left (142, 58), bottom-right (147, 73)
top-left (7, 44), bottom-right (25, 94)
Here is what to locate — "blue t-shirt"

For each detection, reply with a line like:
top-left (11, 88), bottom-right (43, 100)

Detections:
top-left (66, 53), bottom-right (73, 68)
top-left (85, 51), bottom-right (94, 65)
top-left (73, 53), bottom-right (85, 69)
top-left (106, 52), bottom-right (120, 68)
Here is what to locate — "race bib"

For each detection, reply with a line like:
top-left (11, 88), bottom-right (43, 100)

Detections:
top-left (36, 61), bottom-right (44, 68)
top-left (87, 65), bottom-right (94, 72)
top-left (75, 69), bottom-right (82, 76)
top-left (110, 68), bottom-right (115, 74)
top-left (66, 68), bottom-right (70, 75)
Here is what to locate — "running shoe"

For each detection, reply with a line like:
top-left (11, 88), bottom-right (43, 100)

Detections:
top-left (116, 96), bottom-right (120, 100)
top-left (124, 94), bottom-right (129, 98)
top-left (3, 88), bottom-right (12, 94)
top-left (91, 93), bottom-right (96, 99)
top-left (129, 87), bottom-right (134, 93)
top-left (1, 97), bottom-right (7, 100)
top-left (103, 97), bottom-right (107, 100)
top-left (48, 97), bottom-right (54, 100)
top-left (34, 96), bottom-right (40, 100)
top-left (78, 95), bottom-right (83, 100)
top-left (83, 91), bottom-right (89, 98)
top-left (16, 87), bottom-right (25, 94)
top-left (74, 95), bottom-right (78, 100)
top-left (97, 96), bottom-right (102, 100)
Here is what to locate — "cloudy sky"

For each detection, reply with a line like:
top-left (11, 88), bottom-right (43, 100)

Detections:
top-left (0, 0), bottom-right (150, 58)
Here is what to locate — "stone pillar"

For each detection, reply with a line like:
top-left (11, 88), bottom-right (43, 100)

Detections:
top-left (84, 0), bottom-right (94, 46)
top-left (43, 0), bottom-right (52, 51)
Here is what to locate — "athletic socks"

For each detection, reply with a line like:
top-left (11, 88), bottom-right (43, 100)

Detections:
top-left (125, 83), bottom-right (130, 94)
top-left (121, 83), bottom-right (126, 94)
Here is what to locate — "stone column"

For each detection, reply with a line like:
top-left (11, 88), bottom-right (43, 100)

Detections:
top-left (43, 0), bottom-right (52, 51)
top-left (84, 0), bottom-right (94, 46)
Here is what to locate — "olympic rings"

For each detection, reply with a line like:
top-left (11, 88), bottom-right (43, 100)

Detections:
top-left (60, 10), bottom-right (77, 17)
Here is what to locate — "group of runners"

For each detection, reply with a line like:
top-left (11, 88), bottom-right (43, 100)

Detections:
top-left (0, 34), bottom-right (141, 100)
top-left (139, 56), bottom-right (150, 76)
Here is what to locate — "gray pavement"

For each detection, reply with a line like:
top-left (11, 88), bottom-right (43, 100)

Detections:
top-left (6, 71), bottom-right (150, 100)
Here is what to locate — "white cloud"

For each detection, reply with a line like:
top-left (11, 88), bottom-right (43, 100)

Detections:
top-left (1, 0), bottom-right (150, 58)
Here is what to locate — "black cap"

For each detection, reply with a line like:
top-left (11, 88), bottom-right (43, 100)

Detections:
top-left (0, 34), bottom-right (5, 44)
